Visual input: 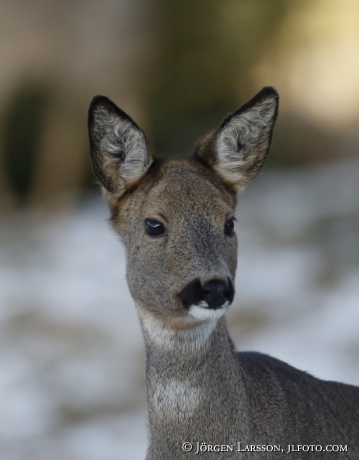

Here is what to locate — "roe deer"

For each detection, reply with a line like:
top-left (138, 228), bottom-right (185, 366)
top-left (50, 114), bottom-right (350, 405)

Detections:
top-left (88, 87), bottom-right (359, 459)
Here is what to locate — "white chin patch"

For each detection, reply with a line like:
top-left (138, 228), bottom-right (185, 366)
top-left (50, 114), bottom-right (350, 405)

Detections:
top-left (188, 301), bottom-right (229, 321)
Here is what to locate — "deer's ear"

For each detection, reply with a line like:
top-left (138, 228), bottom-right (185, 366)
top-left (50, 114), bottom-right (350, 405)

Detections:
top-left (195, 87), bottom-right (278, 192)
top-left (88, 96), bottom-right (153, 196)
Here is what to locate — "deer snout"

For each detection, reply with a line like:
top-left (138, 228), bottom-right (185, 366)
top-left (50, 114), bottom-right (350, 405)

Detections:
top-left (179, 278), bottom-right (234, 310)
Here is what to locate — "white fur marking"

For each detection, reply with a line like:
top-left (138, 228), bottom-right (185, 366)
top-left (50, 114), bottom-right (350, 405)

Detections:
top-left (189, 301), bottom-right (229, 321)
top-left (215, 97), bottom-right (276, 184)
top-left (108, 119), bottom-right (150, 181)
top-left (94, 104), bottom-right (152, 187)
top-left (153, 378), bottom-right (202, 420)
top-left (138, 307), bottom-right (217, 352)
top-left (198, 300), bottom-right (209, 308)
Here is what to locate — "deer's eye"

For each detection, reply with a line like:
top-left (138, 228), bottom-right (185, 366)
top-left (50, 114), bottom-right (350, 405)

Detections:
top-left (145, 219), bottom-right (166, 236)
top-left (224, 218), bottom-right (235, 236)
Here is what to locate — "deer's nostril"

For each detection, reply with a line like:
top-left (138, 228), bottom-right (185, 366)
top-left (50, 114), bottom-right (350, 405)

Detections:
top-left (179, 278), bottom-right (203, 309)
top-left (201, 279), bottom-right (234, 309)
top-left (179, 278), bottom-right (234, 310)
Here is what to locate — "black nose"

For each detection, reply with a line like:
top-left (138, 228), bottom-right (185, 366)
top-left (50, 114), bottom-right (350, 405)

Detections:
top-left (201, 280), bottom-right (233, 308)
top-left (179, 278), bottom-right (234, 310)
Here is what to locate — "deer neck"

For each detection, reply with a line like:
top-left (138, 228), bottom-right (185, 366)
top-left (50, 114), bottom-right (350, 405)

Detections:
top-left (136, 305), bottom-right (247, 435)
top-left (137, 305), bottom-right (235, 363)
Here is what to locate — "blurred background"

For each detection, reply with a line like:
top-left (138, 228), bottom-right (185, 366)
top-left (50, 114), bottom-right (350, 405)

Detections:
top-left (0, 0), bottom-right (358, 458)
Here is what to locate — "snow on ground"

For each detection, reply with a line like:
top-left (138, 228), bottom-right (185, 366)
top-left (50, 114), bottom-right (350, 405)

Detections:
top-left (0, 159), bottom-right (358, 459)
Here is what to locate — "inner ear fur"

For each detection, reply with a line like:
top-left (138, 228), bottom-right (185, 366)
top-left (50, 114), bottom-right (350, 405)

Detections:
top-left (88, 96), bottom-right (153, 196)
top-left (194, 87), bottom-right (279, 192)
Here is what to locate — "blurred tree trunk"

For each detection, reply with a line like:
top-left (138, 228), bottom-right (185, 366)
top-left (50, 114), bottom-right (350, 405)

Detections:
top-left (1, 85), bottom-right (47, 209)
top-left (29, 100), bottom-right (87, 209)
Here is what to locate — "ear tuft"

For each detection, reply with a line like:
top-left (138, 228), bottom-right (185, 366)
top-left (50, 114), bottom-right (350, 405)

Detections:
top-left (195, 87), bottom-right (279, 192)
top-left (88, 96), bottom-right (152, 196)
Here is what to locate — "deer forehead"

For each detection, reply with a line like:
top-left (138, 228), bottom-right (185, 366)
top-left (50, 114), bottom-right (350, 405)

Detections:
top-left (127, 161), bottom-right (236, 223)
